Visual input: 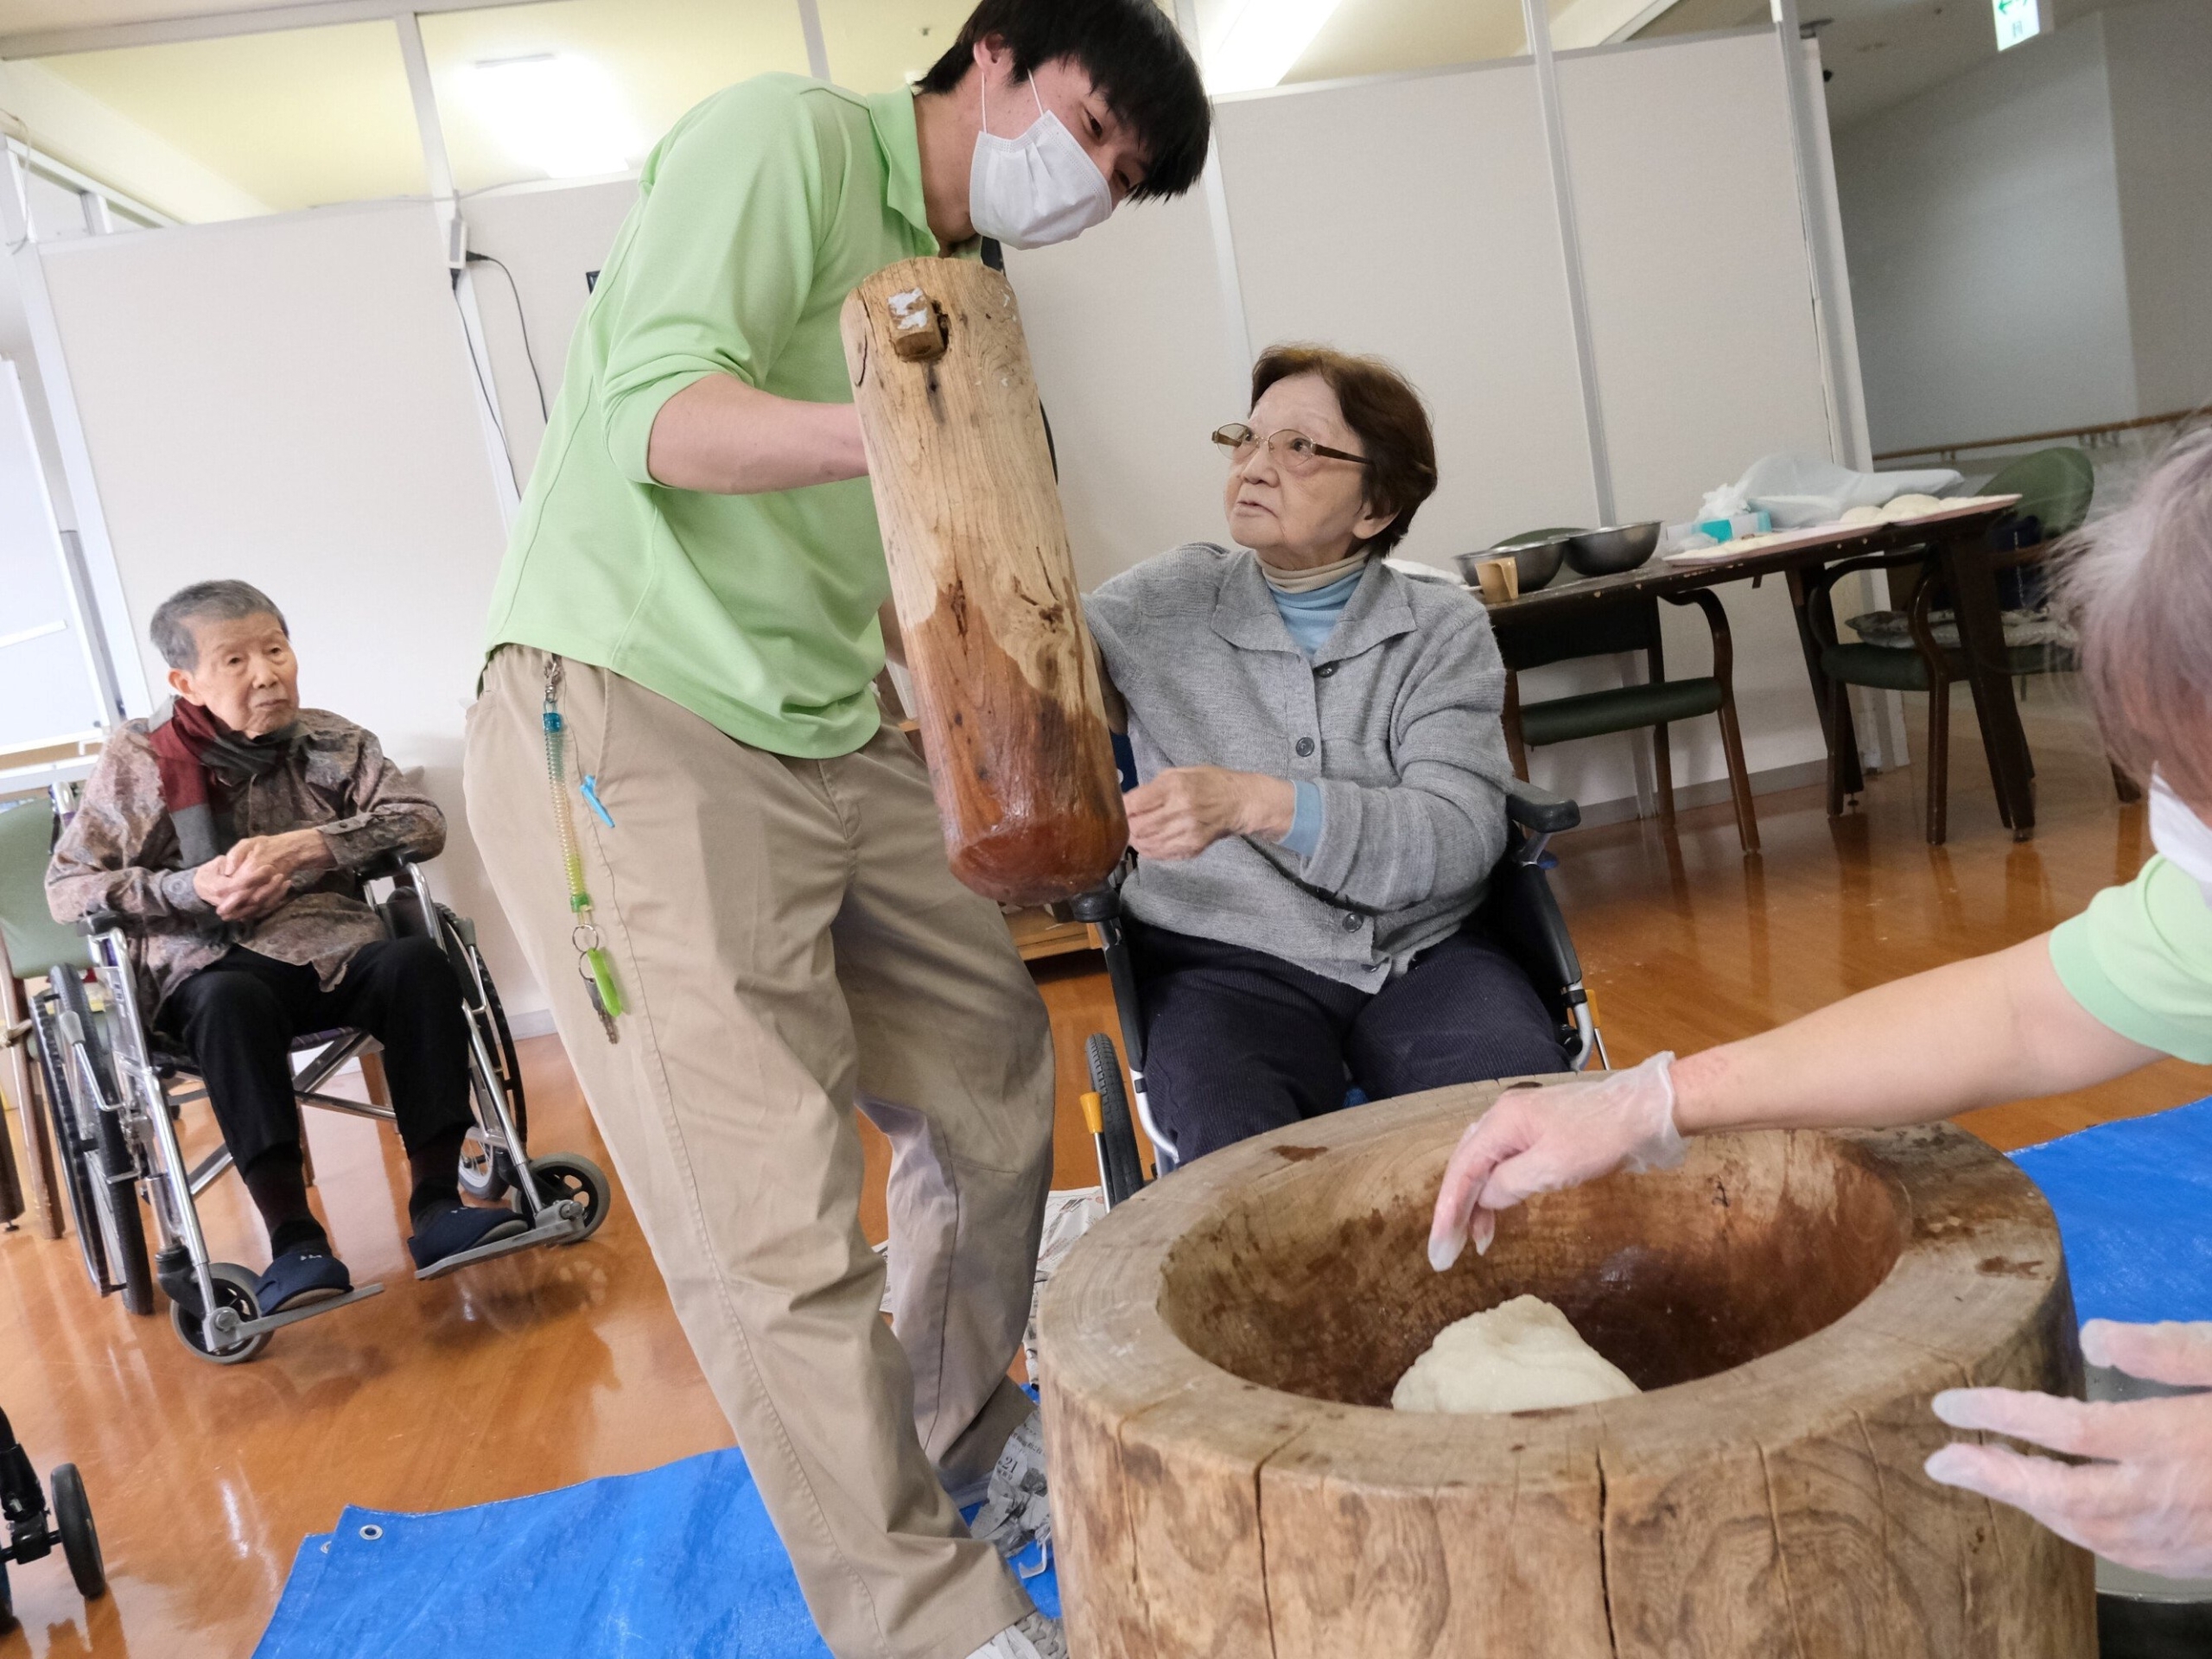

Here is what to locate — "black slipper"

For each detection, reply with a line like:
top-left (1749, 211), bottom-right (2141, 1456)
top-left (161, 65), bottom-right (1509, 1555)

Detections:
top-left (408, 1202), bottom-right (529, 1272)
top-left (254, 1246), bottom-right (353, 1314)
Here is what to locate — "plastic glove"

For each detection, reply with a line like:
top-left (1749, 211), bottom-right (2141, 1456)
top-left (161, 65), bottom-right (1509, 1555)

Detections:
top-left (1923, 1319), bottom-right (2212, 1579)
top-left (1427, 1053), bottom-right (1686, 1272)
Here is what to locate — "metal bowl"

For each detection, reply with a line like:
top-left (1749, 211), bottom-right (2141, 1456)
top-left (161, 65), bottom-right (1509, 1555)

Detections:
top-left (1565, 521), bottom-right (1662, 576)
top-left (1456, 534), bottom-right (1571, 594)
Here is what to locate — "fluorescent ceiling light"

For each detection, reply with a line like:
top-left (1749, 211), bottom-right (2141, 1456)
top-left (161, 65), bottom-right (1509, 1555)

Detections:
top-left (1205, 0), bottom-right (1346, 93)
top-left (466, 54), bottom-right (643, 180)
top-left (1993, 0), bottom-right (2040, 50)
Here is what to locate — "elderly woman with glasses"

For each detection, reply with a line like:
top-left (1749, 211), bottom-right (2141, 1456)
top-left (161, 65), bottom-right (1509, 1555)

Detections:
top-left (1082, 343), bottom-right (1567, 1166)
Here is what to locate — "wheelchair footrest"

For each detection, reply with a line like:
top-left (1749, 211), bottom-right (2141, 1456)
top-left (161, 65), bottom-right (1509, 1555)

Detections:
top-left (230, 1282), bottom-right (385, 1341)
top-left (411, 1208), bottom-right (584, 1282)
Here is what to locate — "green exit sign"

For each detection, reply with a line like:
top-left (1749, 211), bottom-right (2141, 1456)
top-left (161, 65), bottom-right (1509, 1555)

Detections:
top-left (1994, 0), bottom-right (2041, 49)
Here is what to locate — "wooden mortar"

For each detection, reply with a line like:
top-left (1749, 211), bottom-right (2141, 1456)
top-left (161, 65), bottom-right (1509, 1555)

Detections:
top-left (841, 257), bottom-right (1127, 906)
top-left (1039, 1081), bottom-right (2094, 1658)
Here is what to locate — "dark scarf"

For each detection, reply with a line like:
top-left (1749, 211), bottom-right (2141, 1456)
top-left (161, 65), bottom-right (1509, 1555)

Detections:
top-left (149, 697), bottom-right (302, 866)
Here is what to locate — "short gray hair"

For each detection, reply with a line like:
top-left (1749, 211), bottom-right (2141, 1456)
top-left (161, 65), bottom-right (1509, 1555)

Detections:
top-left (149, 580), bottom-right (289, 671)
top-left (2055, 426), bottom-right (2212, 799)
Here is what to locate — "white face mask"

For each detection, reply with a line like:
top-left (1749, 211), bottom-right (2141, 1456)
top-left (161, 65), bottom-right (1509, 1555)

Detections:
top-left (2149, 770), bottom-right (2212, 907)
top-left (969, 74), bottom-right (1114, 251)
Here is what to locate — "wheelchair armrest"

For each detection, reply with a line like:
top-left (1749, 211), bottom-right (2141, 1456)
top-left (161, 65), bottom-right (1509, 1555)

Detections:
top-left (1068, 886), bottom-right (1122, 924)
top-left (75, 909), bottom-right (125, 937)
top-left (354, 850), bottom-right (411, 883)
top-left (1503, 779), bottom-right (1580, 836)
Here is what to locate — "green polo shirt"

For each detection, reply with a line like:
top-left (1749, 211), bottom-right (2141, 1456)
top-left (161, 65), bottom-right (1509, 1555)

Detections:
top-left (484, 74), bottom-right (943, 758)
top-left (2050, 855), bottom-right (2212, 1063)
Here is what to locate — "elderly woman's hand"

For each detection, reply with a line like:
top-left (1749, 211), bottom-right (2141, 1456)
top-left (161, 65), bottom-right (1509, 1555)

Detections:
top-left (1925, 1319), bottom-right (2212, 1578)
top-left (1125, 766), bottom-right (1295, 861)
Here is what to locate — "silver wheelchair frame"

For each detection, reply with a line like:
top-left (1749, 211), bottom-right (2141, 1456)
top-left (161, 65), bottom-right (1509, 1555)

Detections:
top-left (36, 855), bottom-right (610, 1363)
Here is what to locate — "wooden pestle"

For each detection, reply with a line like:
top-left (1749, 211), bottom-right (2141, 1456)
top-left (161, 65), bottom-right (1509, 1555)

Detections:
top-left (842, 257), bottom-right (1128, 906)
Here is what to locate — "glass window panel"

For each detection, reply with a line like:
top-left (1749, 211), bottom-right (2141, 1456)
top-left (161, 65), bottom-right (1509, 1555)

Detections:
top-left (29, 22), bottom-right (426, 221)
top-left (814, 0), bottom-right (1179, 95)
top-left (420, 0), bottom-right (812, 195)
top-left (1193, 0), bottom-right (1529, 91)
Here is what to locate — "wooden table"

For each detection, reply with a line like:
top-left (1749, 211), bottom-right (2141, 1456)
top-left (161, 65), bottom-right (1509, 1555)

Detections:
top-left (1479, 498), bottom-right (2036, 836)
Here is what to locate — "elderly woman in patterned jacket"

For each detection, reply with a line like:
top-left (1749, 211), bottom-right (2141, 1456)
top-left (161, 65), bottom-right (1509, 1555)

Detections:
top-left (47, 580), bottom-right (525, 1314)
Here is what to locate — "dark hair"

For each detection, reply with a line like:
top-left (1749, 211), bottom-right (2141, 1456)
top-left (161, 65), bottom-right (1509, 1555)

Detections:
top-left (150, 580), bottom-right (288, 671)
top-left (1250, 344), bottom-right (1439, 556)
top-left (916, 0), bottom-right (1210, 201)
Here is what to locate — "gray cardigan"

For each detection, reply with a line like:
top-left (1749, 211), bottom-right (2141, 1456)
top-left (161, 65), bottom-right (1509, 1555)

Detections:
top-left (1084, 543), bottom-right (1516, 990)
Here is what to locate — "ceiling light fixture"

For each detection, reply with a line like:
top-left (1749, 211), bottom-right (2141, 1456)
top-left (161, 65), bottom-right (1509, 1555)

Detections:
top-left (466, 54), bottom-right (642, 180)
top-left (1203, 0), bottom-right (1345, 94)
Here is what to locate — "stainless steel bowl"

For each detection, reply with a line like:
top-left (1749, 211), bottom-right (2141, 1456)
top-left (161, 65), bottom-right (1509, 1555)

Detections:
top-left (1457, 534), bottom-right (1571, 593)
top-left (1565, 521), bottom-right (1662, 576)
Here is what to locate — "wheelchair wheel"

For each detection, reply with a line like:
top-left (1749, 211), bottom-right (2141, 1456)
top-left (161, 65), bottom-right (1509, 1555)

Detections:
top-left (32, 993), bottom-right (112, 1299)
top-left (1, 1549), bottom-right (12, 1628)
top-left (1085, 1034), bottom-right (1148, 1207)
top-left (50, 1465), bottom-right (105, 1599)
top-left (171, 1262), bottom-right (268, 1364)
top-left (47, 975), bottom-right (154, 1319)
top-left (518, 1154), bottom-right (609, 1243)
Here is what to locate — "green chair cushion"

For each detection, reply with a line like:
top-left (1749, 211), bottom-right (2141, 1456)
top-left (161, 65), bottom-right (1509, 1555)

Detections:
top-left (1520, 677), bottom-right (1726, 747)
top-left (0, 798), bottom-right (90, 979)
top-left (1822, 641), bottom-right (1933, 694)
top-left (1823, 639), bottom-right (2079, 695)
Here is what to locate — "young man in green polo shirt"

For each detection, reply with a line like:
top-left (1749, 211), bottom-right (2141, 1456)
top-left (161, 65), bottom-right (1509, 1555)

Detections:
top-left (463, 3), bottom-right (1205, 1656)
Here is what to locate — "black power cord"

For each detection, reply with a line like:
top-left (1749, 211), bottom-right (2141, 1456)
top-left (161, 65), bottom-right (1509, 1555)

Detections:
top-left (465, 251), bottom-right (550, 422)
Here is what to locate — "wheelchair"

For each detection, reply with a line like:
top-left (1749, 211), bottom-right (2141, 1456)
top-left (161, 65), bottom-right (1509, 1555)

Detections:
top-left (1071, 777), bottom-right (1605, 1207)
top-left (30, 830), bottom-right (611, 1364)
top-left (0, 1405), bottom-right (105, 1627)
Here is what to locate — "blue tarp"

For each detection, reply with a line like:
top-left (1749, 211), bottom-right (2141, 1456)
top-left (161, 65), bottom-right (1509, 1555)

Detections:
top-left (2010, 1096), bottom-right (2212, 1327)
top-left (253, 1445), bottom-right (1058, 1658)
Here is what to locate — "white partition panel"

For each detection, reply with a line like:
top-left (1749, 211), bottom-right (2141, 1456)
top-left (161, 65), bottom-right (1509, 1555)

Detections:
top-left (38, 199), bottom-right (546, 1018)
top-left (1213, 63), bottom-right (1600, 566)
top-left (1003, 188), bottom-right (1246, 591)
top-left (1558, 30), bottom-right (1840, 789)
top-left (462, 179), bottom-right (639, 490)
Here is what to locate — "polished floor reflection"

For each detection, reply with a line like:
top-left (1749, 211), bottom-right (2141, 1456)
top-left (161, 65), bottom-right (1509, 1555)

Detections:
top-left (0, 680), bottom-right (2187, 1657)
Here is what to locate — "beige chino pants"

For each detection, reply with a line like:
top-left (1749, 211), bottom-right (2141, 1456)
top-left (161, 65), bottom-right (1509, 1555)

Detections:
top-left (464, 646), bottom-right (1052, 1659)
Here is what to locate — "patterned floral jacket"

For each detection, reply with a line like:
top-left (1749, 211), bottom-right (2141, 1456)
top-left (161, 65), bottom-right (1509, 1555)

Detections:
top-left (45, 708), bottom-right (444, 1011)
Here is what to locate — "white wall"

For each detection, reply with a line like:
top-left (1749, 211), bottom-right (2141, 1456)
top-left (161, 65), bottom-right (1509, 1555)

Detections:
top-left (459, 180), bottom-right (638, 490)
top-left (35, 200), bottom-right (546, 1020)
top-left (1832, 14), bottom-right (2139, 454)
top-left (2104, 0), bottom-right (2212, 420)
top-left (1558, 29), bottom-right (1837, 790)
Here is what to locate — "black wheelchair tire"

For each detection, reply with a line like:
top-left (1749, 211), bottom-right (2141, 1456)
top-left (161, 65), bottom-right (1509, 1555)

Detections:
top-left (1084, 1034), bottom-right (1148, 1207)
top-left (50, 1465), bottom-right (105, 1599)
top-left (1, 1549), bottom-right (13, 1628)
top-left (31, 993), bottom-right (112, 1298)
top-left (47, 975), bottom-right (154, 1318)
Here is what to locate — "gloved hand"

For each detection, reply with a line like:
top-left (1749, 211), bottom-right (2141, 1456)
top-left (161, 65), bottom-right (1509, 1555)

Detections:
top-left (1924, 1319), bottom-right (2212, 1578)
top-left (1427, 1053), bottom-right (1686, 1271)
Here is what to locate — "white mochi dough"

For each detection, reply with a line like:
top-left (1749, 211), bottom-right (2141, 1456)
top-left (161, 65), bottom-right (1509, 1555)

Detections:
top-left (1839, 504), bottom-right (1886, 526)
top-left (1878, 493), bottom-right (1947, 521)
top-left (1391, 1295), bottom-right (1641, 1415)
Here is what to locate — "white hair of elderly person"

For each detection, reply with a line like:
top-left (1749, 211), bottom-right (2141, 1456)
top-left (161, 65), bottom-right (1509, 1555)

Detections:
top-left (1426, 429), bottom-right (2212, 1580)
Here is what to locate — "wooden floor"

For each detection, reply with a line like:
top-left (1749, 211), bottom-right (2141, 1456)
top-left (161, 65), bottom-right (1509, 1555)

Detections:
top-left (2, 680), bottom-right (2199, 1657)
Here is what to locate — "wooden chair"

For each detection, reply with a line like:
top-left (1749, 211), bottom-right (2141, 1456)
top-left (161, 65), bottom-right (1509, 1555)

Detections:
top-left (1497, 584), bottom-right (1760, 854)
top-left (1800, 448), bottom-right (2120, 844)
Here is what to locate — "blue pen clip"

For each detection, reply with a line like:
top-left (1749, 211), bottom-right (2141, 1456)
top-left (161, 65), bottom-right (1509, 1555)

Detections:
top-left (580, 774), bottom-right (615, 829)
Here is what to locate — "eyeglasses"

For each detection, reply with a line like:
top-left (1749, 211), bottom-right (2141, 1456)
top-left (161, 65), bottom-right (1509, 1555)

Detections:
top-left (1211, 423), bottom-right (1372, 476)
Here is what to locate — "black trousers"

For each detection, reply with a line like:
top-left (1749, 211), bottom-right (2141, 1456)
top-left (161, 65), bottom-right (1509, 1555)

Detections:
top-left (1128, 917), bottom-right (1569, 1166)
top-left (160, 938), bottom-right (475, 1174)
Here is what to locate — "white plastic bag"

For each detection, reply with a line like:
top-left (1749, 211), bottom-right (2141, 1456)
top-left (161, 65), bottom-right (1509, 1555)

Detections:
top-left (1732, 453), bottom-right (1964, 529)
